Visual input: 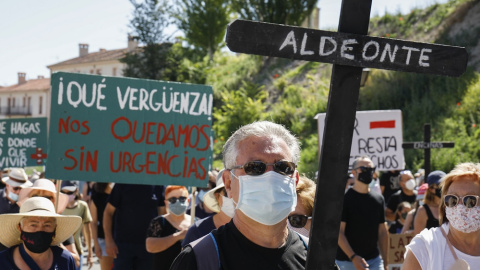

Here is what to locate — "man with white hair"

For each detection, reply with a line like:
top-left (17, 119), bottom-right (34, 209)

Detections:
top-left (171, 121), bottom-right (309, 270)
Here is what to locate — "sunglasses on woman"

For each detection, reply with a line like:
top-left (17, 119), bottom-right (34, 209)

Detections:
top-left (444, 194), bottom-right (480, 208)
top-left (288, 214), bottom-right (312, 228)
top-left (229, 161), bottom-right (296, 176)
top-left (167, 196), bottom-right (187, 204)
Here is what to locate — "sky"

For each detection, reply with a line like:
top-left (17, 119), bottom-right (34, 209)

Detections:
top-left (0, 0), bottom-right (449, 86)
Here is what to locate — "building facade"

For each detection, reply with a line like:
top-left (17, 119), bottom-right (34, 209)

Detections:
top-left (0, 73), bottom-right (49, 119)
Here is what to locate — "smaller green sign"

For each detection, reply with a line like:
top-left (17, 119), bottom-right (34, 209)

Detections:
top-left (46, 72), bottom-right (213, 187)
top-left (0, 118), bottom-right (48, 168)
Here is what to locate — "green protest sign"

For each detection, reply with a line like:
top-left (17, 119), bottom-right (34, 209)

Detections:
top-left (46, 72), bottom-right (213, 187)
top-left (0, 118), bottom-right (48, 168)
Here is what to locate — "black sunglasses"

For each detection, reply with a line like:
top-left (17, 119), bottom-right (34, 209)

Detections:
top-left (167, 196), bottom-right (187, 204)
top-left (230, 161), bottom-right (296, 176)
top-left (354, 166), bottom-right (376, 173)
top-left (62, 191), bottom-right (75, 195)
top-left (288, 214), bottom-right (312, 228)
top-left (444, 194), bottom-right (480, 208)
top-left (12, 186), bottom-right (22, 191)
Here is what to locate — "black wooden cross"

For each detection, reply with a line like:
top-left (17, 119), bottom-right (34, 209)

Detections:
top-left (402, 123), bottom-right (455, 178)
top-left (225, 0), bottom-right (467, 269)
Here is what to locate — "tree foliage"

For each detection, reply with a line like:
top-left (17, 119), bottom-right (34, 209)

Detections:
top-left (230, 0), bottom-right (317, 26)
top-left (129, 0), bottom-right (172, 45)
top-left (121, 43), bottom-right (174, 80)
top-left (212, 81), bottom-right (268, 152)
top-left (174, 0), bottom-right (230, 61)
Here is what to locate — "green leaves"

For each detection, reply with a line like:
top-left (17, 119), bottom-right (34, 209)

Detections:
top-left (230, 0), bottom-right (317, 26)
top-left (174, 0), bottom-right (230, 61)
top-left (213, 81), bottom-right (268, 144)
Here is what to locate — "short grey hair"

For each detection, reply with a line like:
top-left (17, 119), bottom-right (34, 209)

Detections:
top-left (352, 155), bottom-right (373, 169)
top-left (222, 121), bottom-right (301, 169)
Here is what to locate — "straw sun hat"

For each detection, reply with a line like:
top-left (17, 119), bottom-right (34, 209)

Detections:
top-left (203, 169), bottom-right (225, 213)
top-left (0, 197), bottom-right (82, 248)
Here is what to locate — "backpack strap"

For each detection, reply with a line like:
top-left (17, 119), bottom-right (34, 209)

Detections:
top-left (189, 232), bottom-right (220, 270)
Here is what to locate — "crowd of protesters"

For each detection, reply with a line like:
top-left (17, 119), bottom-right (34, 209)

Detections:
top-left (1, 120), bottom-right (479, 270)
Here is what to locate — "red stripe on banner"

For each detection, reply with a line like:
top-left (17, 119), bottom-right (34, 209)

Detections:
top-left (370, 120), bottom-right (395, 129)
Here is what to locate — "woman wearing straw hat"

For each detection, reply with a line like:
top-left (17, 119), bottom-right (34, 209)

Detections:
top-left (0, 196), bottom-right (82, 269)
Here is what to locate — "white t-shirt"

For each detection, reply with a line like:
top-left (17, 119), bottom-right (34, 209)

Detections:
top-left (406, 223), bottom-right (480, 270)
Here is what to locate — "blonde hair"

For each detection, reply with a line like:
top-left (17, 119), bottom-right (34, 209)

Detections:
top-left (296, 176), bottom-right (316, 216)
top-left (439, 162), bottom-right (480, 224)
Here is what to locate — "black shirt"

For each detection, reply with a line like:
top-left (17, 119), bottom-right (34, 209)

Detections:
top-left (170, 220), bottom-right (308, 270)
top-left (91, 190), bottom-right (109, 239)
top-left (337, 188), bottom-right (385, 261)
top-left (108, 184), bottom-right (164, 244)
top-left (147, 216), bottom-right (182, 270)
top-left (423, 204), bottom-right (440, 229)
top-left (386, 190), bottom-right (417, 213)
top-left (380, 171), bottom-right (401, 203)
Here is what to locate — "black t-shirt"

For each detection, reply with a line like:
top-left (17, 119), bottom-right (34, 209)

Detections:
top-left (108, 184), bottom-right (164, 244)
top-left (386, 190), bottom-right (417, 212)
top-left (147, 216), bottom-right (182, 270)
top-left (337, 188), bottom-right (385, 261)
top-left (91, 190), bottom-right (109, 239)
top-left (380, 171), bottom-right (401, 203)
top-left (170, 220), bottom-right (308, 270)
top-left (182, 215), bottom-right (215, 247)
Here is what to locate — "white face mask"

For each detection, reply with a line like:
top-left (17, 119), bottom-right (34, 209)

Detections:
top-left (220, 196), bottom-right (235, 218)
top-left (405, 179), bottom-right (416, 191)
top-left (231, 171), bottom-right (297, 226)
top-left (446, 204), bottom-right (480, 233)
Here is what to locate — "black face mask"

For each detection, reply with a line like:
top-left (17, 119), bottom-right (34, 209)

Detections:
top-left (435, 188), bottom-right (442, 198)
top-left (356, 167), bottom-right (375, 185)
top-left (21, 230), bottom-right (55, 253)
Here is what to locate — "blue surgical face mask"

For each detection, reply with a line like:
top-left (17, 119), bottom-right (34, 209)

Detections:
top-left (197, 190), bottom-right (207, 202)
top-left (169, 200), bottom-right (188, 216)
top-left (231, 171), bottom-right (296, 226)
top-left (7, 190), bottom-right (19, 202)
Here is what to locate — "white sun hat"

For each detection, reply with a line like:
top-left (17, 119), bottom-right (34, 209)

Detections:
top-left (17, 179), bottom-right (69, 214)
top-left (1, 168), bottom-right (32, 188)
top-left (0, 197), bottom-right (82, 248)
top-left (203, 169), bottom-right (225, 213)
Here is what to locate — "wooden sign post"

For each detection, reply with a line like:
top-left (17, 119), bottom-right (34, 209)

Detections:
top-left (402, 123), bottom-right (455, 177)
top-left (225, 0), bottom-right (467, 268)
